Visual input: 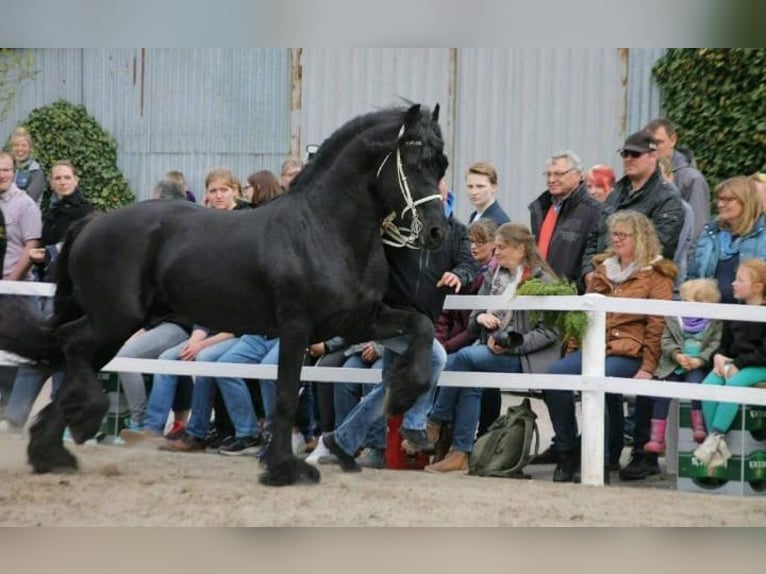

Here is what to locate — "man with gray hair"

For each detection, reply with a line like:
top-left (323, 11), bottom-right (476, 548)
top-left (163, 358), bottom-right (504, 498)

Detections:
top-left (529, 150), bottom-right (601, 293)
top-left (527, 149), bottom-right (602, 471)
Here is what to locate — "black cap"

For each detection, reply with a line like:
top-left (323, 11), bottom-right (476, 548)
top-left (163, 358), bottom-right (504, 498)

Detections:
top-left (618, 130), bottom-right (658, 153)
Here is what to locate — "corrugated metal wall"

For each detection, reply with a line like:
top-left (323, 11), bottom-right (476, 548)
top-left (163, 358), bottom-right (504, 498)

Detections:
top-left (2, 48), bottom-right (664, 213)
top-left (299, 48), bottom-right (454, 164)
top-left (452, 48), bottom-right (627, 224)
top-left (2, 48), bottom-right (290, 201)
top-left (626, 48), bottom-right (666, 134)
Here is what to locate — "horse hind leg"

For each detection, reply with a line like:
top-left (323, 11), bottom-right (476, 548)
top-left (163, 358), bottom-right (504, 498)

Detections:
top-left (27, 400), bottom-right (78, 474)
top-left (259, 334), bottom-right (320, 487)
top-left (56, 317), bottom-right (122, 444)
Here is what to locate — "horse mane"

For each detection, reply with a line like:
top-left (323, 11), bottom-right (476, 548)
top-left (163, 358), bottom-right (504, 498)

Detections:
top-left (290, 106), bottom-right (441, 192)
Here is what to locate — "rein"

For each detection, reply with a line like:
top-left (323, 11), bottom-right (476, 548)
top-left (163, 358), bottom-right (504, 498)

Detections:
top-left (376, 128), bottom-right (442, 249)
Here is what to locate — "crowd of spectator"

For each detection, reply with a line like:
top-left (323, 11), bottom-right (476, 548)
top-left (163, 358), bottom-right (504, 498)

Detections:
top-left (1, 118), bottom-right (765, 487)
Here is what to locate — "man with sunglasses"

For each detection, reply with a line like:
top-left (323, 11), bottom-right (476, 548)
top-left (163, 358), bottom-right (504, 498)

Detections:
top-left (580, 130), bottom-right (685, 482)
top-left (582, 130), bottom-right (685, 284)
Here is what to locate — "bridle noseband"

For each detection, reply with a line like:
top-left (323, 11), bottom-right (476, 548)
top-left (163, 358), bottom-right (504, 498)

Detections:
top-left (376, 126), bottom-right (442, 249)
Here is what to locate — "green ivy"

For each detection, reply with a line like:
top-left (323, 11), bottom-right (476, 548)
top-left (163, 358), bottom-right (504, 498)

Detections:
top-left (15, 99), bottom-right (134, 211)
top-left (0, 49), bottom-right (37, 123)
top-left (515, 278), bottom-right (588, 343)
top-left (653, 49), bottom-right (766, 213)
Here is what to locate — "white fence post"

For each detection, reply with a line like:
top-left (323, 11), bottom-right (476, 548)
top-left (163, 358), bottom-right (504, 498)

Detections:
top-left (580, 294), bottom-right (607, 486)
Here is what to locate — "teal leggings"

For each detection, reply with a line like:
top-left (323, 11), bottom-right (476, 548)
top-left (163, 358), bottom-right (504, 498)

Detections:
top-left (702, 366), bottom-right (766, 433)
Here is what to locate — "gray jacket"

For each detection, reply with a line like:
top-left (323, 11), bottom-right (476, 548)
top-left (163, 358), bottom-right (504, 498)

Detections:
top-left (468, 266), bottom-right (562, 374)
top-left (654, 317), bottom-right (722, 379)
top-left (672, 148), bottom-right (710, 243)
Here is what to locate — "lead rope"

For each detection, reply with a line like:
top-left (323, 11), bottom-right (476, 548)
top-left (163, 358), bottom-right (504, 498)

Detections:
top-left (377, 130), bottom-right (442, 249)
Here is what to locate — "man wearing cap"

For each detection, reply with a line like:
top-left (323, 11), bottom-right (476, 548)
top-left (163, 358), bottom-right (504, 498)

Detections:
top-left (582, 130), bottom-right (685, 282)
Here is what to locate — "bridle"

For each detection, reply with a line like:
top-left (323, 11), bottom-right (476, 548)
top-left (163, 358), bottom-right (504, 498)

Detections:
top-left (376, 127), bottom-right (442, 249)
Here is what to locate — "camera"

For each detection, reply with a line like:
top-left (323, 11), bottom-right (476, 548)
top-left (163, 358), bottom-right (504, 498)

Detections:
top-left (492, 330), bottom-right (523, 349)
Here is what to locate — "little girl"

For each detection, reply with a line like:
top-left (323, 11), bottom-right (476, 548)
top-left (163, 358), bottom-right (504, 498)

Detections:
top-left (646, 278), bottom-right (723, 453)
top-left (693, 259), bottom-right (766, 469)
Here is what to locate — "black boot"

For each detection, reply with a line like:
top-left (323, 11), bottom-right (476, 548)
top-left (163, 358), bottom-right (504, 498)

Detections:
top-left (552, 449), bottom-right (578, 483)
top-left (618, 450), bottom-right (661, 481)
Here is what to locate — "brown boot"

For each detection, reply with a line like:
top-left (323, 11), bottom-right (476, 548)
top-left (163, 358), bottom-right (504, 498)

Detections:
top-left (424, 449), bottom-right (468, 473)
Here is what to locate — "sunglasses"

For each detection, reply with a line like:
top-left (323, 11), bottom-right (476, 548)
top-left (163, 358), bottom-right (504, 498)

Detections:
top-left (619, 150), bottom-right (647, 159)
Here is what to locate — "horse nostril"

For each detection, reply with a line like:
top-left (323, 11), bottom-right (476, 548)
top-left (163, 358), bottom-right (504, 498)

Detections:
top-left (429, 227), bottom-right (445, 246)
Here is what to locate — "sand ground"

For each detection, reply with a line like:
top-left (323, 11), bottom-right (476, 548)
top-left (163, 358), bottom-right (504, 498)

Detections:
top-left (2, 393), bottom-right (766, 526)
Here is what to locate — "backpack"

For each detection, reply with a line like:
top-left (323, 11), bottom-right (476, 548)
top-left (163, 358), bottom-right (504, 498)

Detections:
top-left (468, 398), bottom-right (540, 479)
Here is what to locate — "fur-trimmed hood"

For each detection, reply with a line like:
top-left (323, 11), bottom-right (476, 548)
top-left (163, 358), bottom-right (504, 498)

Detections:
top-left (592, 253), bottom-right (677, 281)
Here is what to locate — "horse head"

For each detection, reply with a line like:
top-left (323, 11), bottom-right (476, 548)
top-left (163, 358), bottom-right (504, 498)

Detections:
top-left (376, 103), bottom-right (449, 250)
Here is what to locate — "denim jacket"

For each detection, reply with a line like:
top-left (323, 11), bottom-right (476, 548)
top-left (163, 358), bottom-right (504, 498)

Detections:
top-left (688, 214), bottom-right (766, 280)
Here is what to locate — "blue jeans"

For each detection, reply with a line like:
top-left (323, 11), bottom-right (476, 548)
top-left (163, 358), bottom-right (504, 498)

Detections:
top-left (430, 345), bottom-right (522, 453)
top-left (186, 335), bottom-right (276, 439)
top-left (333, 338), bottom-right (447, 457)
top-left (652, 369), bottom-right (706, 419)
top-left (543, 351), bottom-right (640, 464)
top-left (147, 338), bottom-right (238, 437)
top-left (4, 366), bottom-right (64, 427)
top-left (333, 354), bottom-right (385, 449)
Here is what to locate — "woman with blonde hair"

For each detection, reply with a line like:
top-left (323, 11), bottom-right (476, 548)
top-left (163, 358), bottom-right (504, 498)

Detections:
top-left (8, 127), bottom-right (45, 203)
top-left (424, 223), bottom-right (561, 473)
top-left (689, 176), bottom-right (766, 303)
top-left (543, 210), bottom-right (676, 482)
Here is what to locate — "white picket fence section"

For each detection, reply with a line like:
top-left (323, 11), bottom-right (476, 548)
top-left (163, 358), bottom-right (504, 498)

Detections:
top-left (3, 279), bottom-right (766, 487)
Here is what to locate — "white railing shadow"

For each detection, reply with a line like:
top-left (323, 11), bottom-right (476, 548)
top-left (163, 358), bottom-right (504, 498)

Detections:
top-left (3, 280), bottom-right (766, 487)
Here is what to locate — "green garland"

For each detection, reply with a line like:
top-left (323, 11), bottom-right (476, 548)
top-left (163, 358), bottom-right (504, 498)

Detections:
top-left (514, 278), bottom-right (588, 343)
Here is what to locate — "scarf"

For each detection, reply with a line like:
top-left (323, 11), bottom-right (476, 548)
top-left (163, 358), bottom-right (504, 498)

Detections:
top-left (602, 256), bottom-right (640, 284)
top-left (681, 316), bottom-right (710, 334)
top-left (487, 265), bottom-right (523, 332)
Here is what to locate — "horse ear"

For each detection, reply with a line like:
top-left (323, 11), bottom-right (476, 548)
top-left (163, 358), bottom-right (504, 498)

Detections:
top-left (402, 104), bottom-right (422, 133)
top-left (432, 103), bottom-right (440, 123)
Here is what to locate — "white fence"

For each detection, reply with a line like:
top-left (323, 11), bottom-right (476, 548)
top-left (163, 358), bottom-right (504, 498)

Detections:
top-left (3, 280), bottom-right (766, 487)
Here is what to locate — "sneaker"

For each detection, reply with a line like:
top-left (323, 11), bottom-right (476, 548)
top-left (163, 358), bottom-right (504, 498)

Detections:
top-left (356, 447), bottom-right (386, 469)
top-left (204, 428), bottom-right (230, 450)
top-left (693, 433), bottom-right (722, 466)
top-left (0, 419), bottom-right (22, 435)
top-left (306, 435), bottom-right (334, 465)
top-left (291, 431), bottom-right (307, 455)
top-left (218, 435), bottom-right (263, 456)
top-left (159, 433), bottom-right (206, 453)
top-left (164, 420), bottom-right (187, 441)
top-left (400, 427), bottom-right (434, 454)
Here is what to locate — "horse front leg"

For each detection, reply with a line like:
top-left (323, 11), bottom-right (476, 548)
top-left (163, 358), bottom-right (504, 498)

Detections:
top-left (259, 331), bottom-right (321, 486)
top-left (366, 305), bottom-right (435, 416)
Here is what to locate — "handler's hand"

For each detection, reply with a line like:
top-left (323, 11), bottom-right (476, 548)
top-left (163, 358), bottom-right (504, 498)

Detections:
top-left (436, 271), bottom-right (462, 293)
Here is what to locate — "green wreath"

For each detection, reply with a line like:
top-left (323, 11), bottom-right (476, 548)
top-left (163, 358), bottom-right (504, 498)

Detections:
top-left (514, 278), bottom-right (588, 343)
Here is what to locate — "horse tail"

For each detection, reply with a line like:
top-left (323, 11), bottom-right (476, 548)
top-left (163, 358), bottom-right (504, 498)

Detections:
top-left (0, 297), bottom-right (61, 366)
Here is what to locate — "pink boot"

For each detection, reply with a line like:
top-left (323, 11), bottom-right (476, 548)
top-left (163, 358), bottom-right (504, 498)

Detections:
top-left (690, 409), bottom-right (707, 444)
top-left (644, 419), bottom-right (667, 453)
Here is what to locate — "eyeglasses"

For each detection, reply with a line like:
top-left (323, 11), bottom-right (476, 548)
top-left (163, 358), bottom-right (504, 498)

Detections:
top-left (610, 231), bottom-right (633, 240)
top-left (717, 195), bottom-right (738, 205)
top-left (618, 150), bottom-right (647, 159)
top-left (542, 169), bottom-right (575, 179)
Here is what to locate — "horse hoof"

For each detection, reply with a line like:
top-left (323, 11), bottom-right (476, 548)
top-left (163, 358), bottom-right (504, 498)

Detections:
top-left (28, 443), bottom-right (79, 474)
top-left (259, 456), bottom-right (321, 487)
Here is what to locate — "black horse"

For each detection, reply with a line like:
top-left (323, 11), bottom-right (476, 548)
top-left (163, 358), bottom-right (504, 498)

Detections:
top-left (0, 103), bottom-right (449, 486)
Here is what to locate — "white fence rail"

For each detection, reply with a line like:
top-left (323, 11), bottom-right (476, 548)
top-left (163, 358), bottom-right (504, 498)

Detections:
top-left (3, 280), bottom-right (766, 487)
